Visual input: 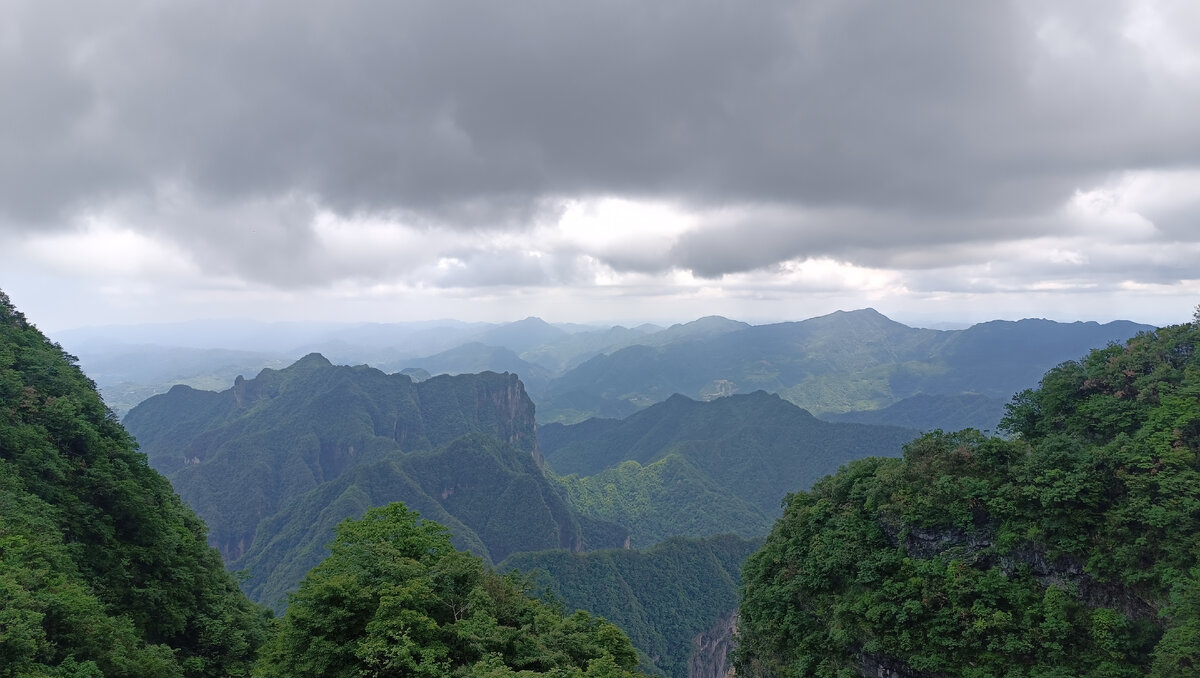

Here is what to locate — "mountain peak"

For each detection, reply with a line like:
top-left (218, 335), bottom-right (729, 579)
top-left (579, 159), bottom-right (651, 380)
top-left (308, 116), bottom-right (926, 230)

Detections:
top-left (293, 352), bottom-right (334, 369)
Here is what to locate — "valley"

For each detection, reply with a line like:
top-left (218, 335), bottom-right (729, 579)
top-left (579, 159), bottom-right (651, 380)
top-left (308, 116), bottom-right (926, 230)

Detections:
top-left (11, 292), bottom-right (1190, 677)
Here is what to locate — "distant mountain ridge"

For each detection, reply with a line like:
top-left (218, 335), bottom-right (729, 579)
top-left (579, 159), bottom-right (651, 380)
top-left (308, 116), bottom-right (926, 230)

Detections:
top-left (537, 309), bottom-right (1153, 424)
top-left (63, 310), bottom-right (1152, 427)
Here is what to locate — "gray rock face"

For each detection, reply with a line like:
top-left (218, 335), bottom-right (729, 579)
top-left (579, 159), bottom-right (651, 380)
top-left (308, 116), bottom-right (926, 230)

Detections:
top-left (689, 610), bottom-right (737, 678)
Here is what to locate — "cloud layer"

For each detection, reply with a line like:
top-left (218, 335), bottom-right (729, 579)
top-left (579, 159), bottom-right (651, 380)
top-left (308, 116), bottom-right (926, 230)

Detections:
top-left (2, 0), bottom-right (1199, 327)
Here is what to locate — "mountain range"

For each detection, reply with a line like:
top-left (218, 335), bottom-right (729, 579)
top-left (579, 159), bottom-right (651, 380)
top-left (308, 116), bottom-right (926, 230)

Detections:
top-left (63, 310), bottom-right (1151, 436)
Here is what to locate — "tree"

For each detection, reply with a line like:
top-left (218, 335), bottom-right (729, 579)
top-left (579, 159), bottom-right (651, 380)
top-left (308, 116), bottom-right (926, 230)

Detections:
top-left (255, 503), bottom-right (644, 678)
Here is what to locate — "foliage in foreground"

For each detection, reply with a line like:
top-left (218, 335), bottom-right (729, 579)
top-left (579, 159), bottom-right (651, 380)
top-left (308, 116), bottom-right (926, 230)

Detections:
top-left (737, 321), bottom-right (1200, 677)
top-left (255, 502), bottom-right (645, 678)
top-left (0, 290), bottom-right (270, 678)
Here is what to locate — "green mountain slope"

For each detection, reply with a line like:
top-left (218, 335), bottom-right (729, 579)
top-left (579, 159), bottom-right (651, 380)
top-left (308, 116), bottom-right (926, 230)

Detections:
top-left (538, 309), bottom-right (1152, 423)
top-left (123, 358), bottom-right (625, 611)
top-left (502, 534), bottom-right (761, 678)
top-left (541, 391), bottom-right (916, 546)
top-left (0, 290), bottom-right (268, 677)
top-left (737, 321), bottom-right (1200, 677)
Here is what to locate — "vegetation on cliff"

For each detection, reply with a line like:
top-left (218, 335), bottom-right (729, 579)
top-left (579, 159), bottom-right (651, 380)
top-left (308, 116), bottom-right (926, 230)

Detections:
top-left (737, 320), bottom-right (1200, 676)
top-left (0, 291), bottom-right (269, 677)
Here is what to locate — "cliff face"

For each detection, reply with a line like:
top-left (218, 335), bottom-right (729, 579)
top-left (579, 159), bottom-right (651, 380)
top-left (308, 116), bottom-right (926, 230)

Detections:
top-left (123, 356), bottom-right (612, 610)
top-left (688, 610), bottom-right (738, 678)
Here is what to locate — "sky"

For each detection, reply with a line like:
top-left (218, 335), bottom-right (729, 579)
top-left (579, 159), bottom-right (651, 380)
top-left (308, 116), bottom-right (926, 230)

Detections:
top-left (2, 0), bottom-right (1199, 334)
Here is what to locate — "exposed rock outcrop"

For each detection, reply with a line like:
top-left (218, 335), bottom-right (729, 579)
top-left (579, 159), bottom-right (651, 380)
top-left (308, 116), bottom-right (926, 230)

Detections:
top-left (689, 610), bottom-right (738, 678)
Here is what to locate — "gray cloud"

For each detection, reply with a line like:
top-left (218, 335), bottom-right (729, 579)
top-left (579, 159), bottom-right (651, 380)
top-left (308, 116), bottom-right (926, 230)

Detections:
top-left (2, 0), bottom-right (1199, 292)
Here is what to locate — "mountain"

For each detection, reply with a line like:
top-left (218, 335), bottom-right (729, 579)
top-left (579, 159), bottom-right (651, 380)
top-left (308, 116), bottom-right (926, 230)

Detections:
top-left (541, 391), bottom-right (917, 546)
top-left (502, 534), bottom-right (762, 678)
top-left (737, 321), bottom-right (1200, 676)
top-left (388, 341), bottom-right (554, 395)
top-left (519, 324), bottom-right (658, 373)
top-left (472, 316), bottom-right (571, 353)
top-left (639, 316), bottom-right (752, 346)
top-left (0, 290), bottom-right (268, 677)
top-left (537, 309), bottom-right (1153, 423)
top-left (123, 357), bottom-right (626, 611)
top-left (821, 392), bottom-right (1010, 433)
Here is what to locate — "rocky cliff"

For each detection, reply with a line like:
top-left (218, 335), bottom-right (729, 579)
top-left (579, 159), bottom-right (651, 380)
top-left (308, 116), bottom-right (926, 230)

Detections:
top-left (688, 610), bottom-right (738, 678)
top-left (123, 356), bottom-right (618, 610)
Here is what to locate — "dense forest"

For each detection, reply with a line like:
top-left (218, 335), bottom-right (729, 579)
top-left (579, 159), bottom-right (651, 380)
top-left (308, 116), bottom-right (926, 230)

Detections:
top-left (737, 320), bottom-right (1200, 676)
top-left (256, 503), bottom-right (644, 677)
top-left (0, 291), bottom-right (270, 677)
top-left (0, 289), bottom-right (650, 677)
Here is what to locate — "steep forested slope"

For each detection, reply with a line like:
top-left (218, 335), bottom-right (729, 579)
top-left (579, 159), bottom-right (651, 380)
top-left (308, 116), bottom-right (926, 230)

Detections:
top-left (542, 391), bottom-right (916, 546)
top-left (0, 291), bottom-right (268, 677)
top-left (738, 321), bottom-right (1200, 677)
top-left (123, 359), bottom-right (626, 611)
top-left (502, 534), bottom-right (761, 678)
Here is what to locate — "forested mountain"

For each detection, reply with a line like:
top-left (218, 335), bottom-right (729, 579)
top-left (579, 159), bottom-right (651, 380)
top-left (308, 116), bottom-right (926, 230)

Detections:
top-left (123, 357), bottom-right (626, 611)
top-left (737, 321), bottom-right (1200, 676)
top-left (0, 290), bottom-right (269, 677)
top-left (541, 391), bottom-right (916, 546)
top-left (502, 534), bottom-right (761, 678)
top-left (822, 392), bottom-right (1009, 433)
top-left (537, 309), bottom-right (1151, 424)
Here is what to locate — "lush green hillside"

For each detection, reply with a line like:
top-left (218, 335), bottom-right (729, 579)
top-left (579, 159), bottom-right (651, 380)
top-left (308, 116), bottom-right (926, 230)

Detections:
top-left (537, 309), bottom-right (1151, 423)
top-left (256, 502), bottom-right (645, 678)
top-left (738, 321), bottom-right (1200, 677)
top-left (502, 534), bottom-right (761, 678)
top-left (542, 391), bottom-right (916, 546)
top-left (123, 359), bottom-right (626, 611)
top-left (0, 290), bottom-right (269, 677)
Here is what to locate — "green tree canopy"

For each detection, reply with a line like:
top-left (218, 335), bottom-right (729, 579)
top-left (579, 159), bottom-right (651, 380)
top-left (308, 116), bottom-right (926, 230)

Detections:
top-left (255, 502), bottom-right (644, 678)
top-left (737, 321), bottom-right (1200, 677)
top-left (0, 290), bottom-right (269, 678)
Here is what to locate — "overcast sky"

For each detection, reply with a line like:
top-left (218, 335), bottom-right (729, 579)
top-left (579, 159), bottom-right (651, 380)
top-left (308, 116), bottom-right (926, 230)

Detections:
top-left (3, 0), bottom-right (1199, 333)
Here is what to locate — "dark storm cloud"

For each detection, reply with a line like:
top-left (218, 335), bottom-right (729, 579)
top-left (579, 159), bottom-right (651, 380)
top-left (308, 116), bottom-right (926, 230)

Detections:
top-left (3, 0), bottom-right (1199, 285)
